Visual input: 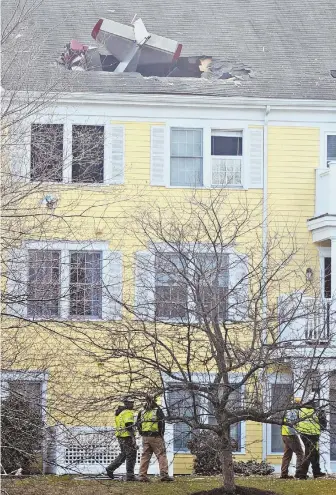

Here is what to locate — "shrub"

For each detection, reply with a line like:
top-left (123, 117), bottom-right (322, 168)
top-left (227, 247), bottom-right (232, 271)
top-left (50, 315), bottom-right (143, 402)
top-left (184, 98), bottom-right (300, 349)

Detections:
top-left (188, 431), bottom-right (274, 476)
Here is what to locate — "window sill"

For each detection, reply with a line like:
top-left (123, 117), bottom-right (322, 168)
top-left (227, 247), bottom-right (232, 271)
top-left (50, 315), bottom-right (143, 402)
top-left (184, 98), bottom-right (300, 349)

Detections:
top-left (25, 316), bottom-right (121, 322)
top-left (166, 185), bottom-right (246, 190)
top-left (30, 180), bottom-right (124, 187)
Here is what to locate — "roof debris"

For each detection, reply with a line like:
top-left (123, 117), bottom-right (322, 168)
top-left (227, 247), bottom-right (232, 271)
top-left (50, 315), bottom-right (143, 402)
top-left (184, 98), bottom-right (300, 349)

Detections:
top-left (57, 16), bottom-right (252, 81)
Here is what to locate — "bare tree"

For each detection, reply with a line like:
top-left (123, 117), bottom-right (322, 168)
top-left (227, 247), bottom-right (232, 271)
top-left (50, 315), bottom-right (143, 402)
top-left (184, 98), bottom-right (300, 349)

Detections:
top-left (81, 189), bottom-right (335, 493)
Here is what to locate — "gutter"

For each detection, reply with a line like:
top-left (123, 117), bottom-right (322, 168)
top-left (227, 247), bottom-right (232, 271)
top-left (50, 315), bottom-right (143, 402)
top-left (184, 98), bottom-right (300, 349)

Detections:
top-left (5, 91), bottom-right (336, 111)
top-left (261, 104), bottom-right (271, 461)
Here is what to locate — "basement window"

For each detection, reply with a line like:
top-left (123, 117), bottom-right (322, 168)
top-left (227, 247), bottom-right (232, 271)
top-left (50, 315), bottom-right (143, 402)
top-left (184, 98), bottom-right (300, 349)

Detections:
top-left (72, 125), bottom-right (104, 183)
top-left (211, 131), bottom-right (243, 186)
top-left (31, 124), bottom-right (63, 181)
top-left (327, 135), bottom-right (336, 167)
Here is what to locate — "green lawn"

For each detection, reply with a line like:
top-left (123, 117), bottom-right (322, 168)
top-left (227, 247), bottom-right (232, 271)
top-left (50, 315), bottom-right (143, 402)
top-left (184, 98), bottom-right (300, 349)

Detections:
top-left (2, 475), bottom-right (336, 495)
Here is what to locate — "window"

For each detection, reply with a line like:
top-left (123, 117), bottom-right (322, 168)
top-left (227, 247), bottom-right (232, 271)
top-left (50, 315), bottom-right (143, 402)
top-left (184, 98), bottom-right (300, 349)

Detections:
top-left (167, 388), bottom-right (199, 451)
top-left (155, 253), bottom-right (229, 321)
top-left (211, 131), bottom-right (243, 186)
top-left (170, 128), bottom-right (203, 186)
top-left (27, 250), bottom-right (61, 318)
top-left (31, 124), bottom-right (63, 181)
top-left (167, 381), bottom-right (243, 453)
top-left (324, 257), bottom-right (331, 299)
top-left (208, 384), bottom-right (243, 452)
top-left (15, 242), bottom-right (122, 321)
top-left (72, 125), bottom-right (104, 182)
top-left (70, 251), bottom-right (102, 317)
top-left (194, 254), bottom-right (229, 321)
top-left (327, 135), bottom-right (336, 167)
top-left (155, 254), bottom-right (188, 319)
top-left (270, 383), bottom-right (293, 453)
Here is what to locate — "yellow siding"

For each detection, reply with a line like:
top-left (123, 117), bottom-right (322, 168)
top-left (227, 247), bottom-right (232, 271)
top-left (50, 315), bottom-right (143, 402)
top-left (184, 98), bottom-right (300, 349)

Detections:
top-left (173, 454), bottom-right (194, 475)
top-left (5, 122), bottom-right (322, 473)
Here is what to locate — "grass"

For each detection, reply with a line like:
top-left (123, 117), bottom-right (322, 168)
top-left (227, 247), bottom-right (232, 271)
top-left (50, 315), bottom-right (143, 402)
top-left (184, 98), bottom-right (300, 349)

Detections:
top-left (2, 475), bottom-right (336, 495)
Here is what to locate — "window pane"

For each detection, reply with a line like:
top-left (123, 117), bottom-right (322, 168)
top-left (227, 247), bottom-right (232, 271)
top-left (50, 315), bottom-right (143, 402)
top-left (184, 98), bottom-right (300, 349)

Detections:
top-left (270, 383), bottom-right (293, 453)
top-left (31, 124), bottom-right (63, 181)
top-left (193, 254), bottom-right (229, 320)
top-left (324, 257), bottom-right (331, 299)
top-left (167, 388), bottom-right (199, 451)
top-left (327, 135), bottom-right (336, 162)
top-left (27, 250), bottom-right (61, 318)
top-left (171, 157), bottom-right (203, 186)
top-left (211, 136), bottom-right (242, 156)
top-left (170, 128), bottom-right (203, 186)
top-left (72, 125), bottom-right (104, 183)
top-left (70, 252), bottom-right (102, 317)
top-left (155, 254), bottom-right (188, 319)
top-left (6, 381), bottom-right (43, 449)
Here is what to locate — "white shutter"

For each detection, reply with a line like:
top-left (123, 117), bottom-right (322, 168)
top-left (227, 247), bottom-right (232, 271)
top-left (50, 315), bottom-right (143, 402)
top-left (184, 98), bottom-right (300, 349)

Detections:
top-left (228, 253), bottom-right (248, 322)
top-left (102, 251), bottom-right (122, 320)
top-left (111, 125), bottom-right (125, 184)
top-left (134, 251), bottom-right (156, 320)
top-left (249, 128), bottom-right (264, 188)
top-left (6, 248), bottom-right (28, 318)
top-left (278, 293), bottom-right (306, 343)
top-left (150, 126), bottom-right (166, 186)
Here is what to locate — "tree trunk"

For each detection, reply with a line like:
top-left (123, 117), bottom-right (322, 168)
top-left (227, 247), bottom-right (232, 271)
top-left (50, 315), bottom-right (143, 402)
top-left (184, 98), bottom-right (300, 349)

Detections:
top-left (220, 430), bottom-right (236, 494)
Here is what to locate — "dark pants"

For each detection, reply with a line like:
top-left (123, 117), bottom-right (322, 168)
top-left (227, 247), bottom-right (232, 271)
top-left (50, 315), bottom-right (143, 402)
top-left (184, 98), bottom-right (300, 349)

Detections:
top-left (300, 434), bottom-right (322, 477)
top-left (106, 437), bottom-right (137, 475)
top-left (281, 435), bottom-right (304, 477)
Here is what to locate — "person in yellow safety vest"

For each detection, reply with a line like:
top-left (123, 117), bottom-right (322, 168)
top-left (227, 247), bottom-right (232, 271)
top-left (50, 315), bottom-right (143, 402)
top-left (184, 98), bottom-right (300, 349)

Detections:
top-left (106, 397), bottom-right (138, 482)
top-left (280, 398), bottom-right (304, 479)
top-left (296, 393), bottom-right (327, 480)
top-left (137, 396), bottom-right (174, 483)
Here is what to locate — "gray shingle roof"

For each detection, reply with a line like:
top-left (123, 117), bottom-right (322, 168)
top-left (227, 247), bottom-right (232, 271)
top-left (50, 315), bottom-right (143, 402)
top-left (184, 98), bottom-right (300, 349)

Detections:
top-left (2, 0), bottom-right (336, 100)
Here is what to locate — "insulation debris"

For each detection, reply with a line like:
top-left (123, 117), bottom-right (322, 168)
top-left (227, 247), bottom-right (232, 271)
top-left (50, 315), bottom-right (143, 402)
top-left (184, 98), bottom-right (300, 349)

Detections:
top-left (57, 16), bottom-right (252, 81)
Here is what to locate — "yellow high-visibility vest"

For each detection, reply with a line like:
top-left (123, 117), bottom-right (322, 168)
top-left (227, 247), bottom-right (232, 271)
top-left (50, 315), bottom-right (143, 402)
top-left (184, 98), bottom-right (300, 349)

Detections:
top-left (281, 417), bottom-right (293, 436)
top-left (297, 407), bottom-right (321, 435)
top-left (115, 409), bottom-right (134, 438)
top-left (140, 409), bottom-right (159, 433)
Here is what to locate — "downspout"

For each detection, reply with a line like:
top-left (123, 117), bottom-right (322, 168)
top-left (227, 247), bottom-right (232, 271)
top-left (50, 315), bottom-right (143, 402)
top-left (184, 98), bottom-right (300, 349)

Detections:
top-left (261, 105), bottom-right (271, 461)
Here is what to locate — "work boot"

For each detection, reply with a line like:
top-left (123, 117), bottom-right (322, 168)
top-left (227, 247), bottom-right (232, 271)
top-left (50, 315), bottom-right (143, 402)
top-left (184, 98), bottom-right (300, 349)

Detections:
top-left (106, 469), bottom-right (114, 479)
top-left (125, 474), bottom-right (136, 482)
top-left (280, 475), bottom-right (294, 479)
top-left (138, 476), bottom-right (150, 482)
top-left (314, 473), bottom-right (326, 478)
top-left (160, 475), bottom-right (174, 482)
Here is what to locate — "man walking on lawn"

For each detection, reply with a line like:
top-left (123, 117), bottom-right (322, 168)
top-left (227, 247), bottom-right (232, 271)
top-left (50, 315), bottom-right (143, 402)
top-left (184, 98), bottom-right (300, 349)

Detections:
top-left (296, 394), bottom-right (327, 480)
top-left (280, 398), bottom-right (304, 479)
top-left (137, 396), bottom-right (174, 482)
top-left (106, 397), bottom-right (138, 481)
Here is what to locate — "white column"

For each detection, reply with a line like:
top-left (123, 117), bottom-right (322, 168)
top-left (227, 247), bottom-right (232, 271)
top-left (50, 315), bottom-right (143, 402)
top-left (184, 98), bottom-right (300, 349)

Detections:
top-left (331, 238), bottom-right (336, 299)
top-left (320, 373), bottom-right (331, 474)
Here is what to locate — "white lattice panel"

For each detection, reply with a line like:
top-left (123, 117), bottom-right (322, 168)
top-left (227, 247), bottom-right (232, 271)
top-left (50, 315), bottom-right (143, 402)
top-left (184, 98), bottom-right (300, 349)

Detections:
top-left (45, 425), bottom-right (173, 476)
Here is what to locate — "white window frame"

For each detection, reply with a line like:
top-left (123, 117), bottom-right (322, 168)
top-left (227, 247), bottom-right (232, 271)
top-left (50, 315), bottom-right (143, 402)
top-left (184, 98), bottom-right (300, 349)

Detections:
top-left (26, 116), bottom-right (123, 185)
top-left (319, 246), bottom-right (332, 301)
top-left (210, 130), bottom-right (244, 188)
top-left (20, 240), bottom-right (121, 321)
top-left (320, 128), bottom-right (336, 169)
top-left (165, 122), bottom-right (249, 189)
top-left (163, 372), bottom-right (246, 455)
top-left (153, 243), bottom-right (235, 324)
top-left (1, 369), bottom-right (48, 424)
top-left (266, 373), bottom-right (292, 455)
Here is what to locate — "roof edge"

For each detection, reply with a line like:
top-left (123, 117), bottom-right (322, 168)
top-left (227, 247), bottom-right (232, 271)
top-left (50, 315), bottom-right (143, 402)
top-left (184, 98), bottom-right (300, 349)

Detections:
top-left (8, 90), bottom-right (336, 110)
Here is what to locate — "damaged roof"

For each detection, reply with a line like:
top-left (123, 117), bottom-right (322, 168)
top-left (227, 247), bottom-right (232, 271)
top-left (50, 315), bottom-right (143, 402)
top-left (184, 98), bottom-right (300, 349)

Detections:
top-left (2, 0), bottom-right (336, 100)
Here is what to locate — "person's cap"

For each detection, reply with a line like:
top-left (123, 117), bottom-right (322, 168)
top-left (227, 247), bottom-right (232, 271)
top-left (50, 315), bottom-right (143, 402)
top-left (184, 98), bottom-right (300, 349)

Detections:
top-left (294, 397), bottom-right (301, 403)
top-left (123, 396), bottom-right (134, 404)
